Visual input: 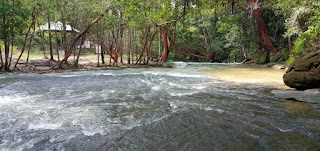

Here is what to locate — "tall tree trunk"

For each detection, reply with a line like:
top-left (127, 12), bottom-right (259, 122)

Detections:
top-left (8, 0), bottom-right (15, 68)
top-left (55, 30), bottom-right (60, 62)
top-left (119, 29), bottom-right (124, 64)
top-left (48, 15), bottom-right (53, 60)
top-left (0, 46), bottom-right (3, 71)
top-left (158, 26), bottom-right (162, 59)
top-left (241, 45), bottom-right (248, 63)
top-left (128, 29), bottom-right (131, 64)
top-left (160, 26), bottom-right (169, 61)
top-left (136, 26), bottom-right (150, 64)
top-left (70, 25), bottom-right (75, 64)
top-left (4, 39), bottom-right (10, 71)
top-left (62, 16), bottom-right (68, 63)
top-left (97, 41), bottom-right (100, 67)
top-left (99, 31), bottom-right (105, 65)
top-left (14, 10), bottom-right (35, 68)
top-left (2, 0), bottom-right (9, 71)
top-left (231, 0), bottom-right (235, 14)
top-left (9, 36), bottom-right (14, 68)
top-left (26, 23), bottom-right (36, 65)
top-left (134, 28), bottom-right (137, 63)
top-left (75, 36), bottom-right (85, 67)
top-left (107, 32), bottom-right (112, 65)
top-left (111, 31), bottom-right (118, 66)
top-left (237, 0), bottom-right (278, 55)
top-left (249, 0), bottom-right (278, 55)
top-left (101, 44), bottom-right (105, 64)
top-left (147, 24), bottom-right (158, 64)
top-left (159, 23), bottom-right (177, 61)
top-left (100, 31), bottom-right (115, 65)
top-left (288, 36), bottom-right (293, 56)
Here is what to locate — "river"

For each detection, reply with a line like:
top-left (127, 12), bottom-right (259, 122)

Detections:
top-left (0, 63), bottom-right (319, 151)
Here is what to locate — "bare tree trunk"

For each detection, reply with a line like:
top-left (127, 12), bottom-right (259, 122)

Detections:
top-left (147, 24), bottom-right (158, 64)
top-left (158, 26), bottom-right (161, 58)
top-left (160, 26), bottom-right (169, 62)
top-left (70, 25), bottom-right (75, 65)
top-left (100, 31), bottom-right (105, 65)
top-left (159, 23), bottom-right (177, 61)
top-left (131, 28), bottom-right (135, 63)
top-left (62, 17), bottom-right (68, 63)
top-left (8, 0), bottom-right (15, 68)
top-left (107, 32), bottom-right (111, 65)
top-left (248, 0), bottom-right (278, 55)
top-left (111, 30), bottom-right (119, 66)
top-left (75, 36), bottom-right (85, 67)
top-left (52, 7), bottom-right (113, 68)
top-left (241, 45), bottom-right (248, 63)
top-left (135, 28), bottom-right (138, 62)
top-left (119, 29), bottom-right (124, 64)
top-left (136, 26), bottom-right (150, 64)
top-left (288, 36), bottom-right (293, 56)
top-left (48, 14), bottom-right (54, 60)
top-left (0, 46), bottom-right (3, 71)
top-left (4, 39), bottom-right (10, 71)
top-left (101, 45), bottom-right (105, 64)
top-left (231, 0), bottom-right (235, 14)
top-left (55, 30), bottom-right (60, 62)
top-left (128, 29), bottom-right (131, 64)
top-left (9, 36), bottom-right (14, 68)
top-left (26, 23), bottom-right (36, 65)
top-left (1, 1), bottom-right (9, 71)
top-left (14, 10), bottom-right (35, 68)
top-left (97, 43), bottom-right (100, 67)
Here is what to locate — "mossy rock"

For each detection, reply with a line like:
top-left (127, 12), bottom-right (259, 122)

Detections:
top-left (254, 53), bottom-right (268, 64)
top-left (270, 48), bottom-right (289, 62)
top-left (283, 52), bottom-right (320, 90)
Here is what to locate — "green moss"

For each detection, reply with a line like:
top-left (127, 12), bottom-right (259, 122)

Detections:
top-left (271, 48), bottom-right (290, 62)
top-left (254, 53), bottom-right (268, 64)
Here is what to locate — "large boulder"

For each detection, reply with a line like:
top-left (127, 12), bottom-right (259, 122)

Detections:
top-left (283, 52), bottom-right (320, 90)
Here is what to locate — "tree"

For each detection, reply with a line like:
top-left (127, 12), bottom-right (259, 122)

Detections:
top-left (1, 0), bottom-right (30, 71)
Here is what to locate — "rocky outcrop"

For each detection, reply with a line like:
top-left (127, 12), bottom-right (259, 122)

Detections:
top-left (283, 52), bottom-right (320, 90)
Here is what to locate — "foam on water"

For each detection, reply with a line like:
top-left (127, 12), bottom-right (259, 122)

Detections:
top-left (28, 123), bottom-right (64, 130)
top-left (169, 92), bottom-right (198, 97)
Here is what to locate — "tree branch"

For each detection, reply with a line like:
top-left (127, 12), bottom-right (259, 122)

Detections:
top-left (52, 7), bottom-right (113, 69)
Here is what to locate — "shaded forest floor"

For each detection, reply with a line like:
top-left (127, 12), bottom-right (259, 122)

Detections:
top-left (1, 55), bottom-right (171, 75)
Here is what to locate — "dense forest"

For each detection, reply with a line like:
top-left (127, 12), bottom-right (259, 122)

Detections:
top-left (0, 0), bottom-right (319, 71)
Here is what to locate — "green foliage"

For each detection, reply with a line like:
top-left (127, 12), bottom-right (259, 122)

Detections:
top-left (1, 0), bottom-right (319, 66)
top-left (0, 0), bottom-right (30, 41)
top-left (164, 59), bottom-right (175, 66)
top-left (282, 1), bottom-right (320, 64)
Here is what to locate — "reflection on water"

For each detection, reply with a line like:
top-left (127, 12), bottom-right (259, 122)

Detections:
top-left (0, 63), bottom-right (319, 151)
top-left (283, 101), bottom-right (311, 112)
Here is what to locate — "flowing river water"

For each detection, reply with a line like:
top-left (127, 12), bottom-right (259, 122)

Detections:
top-left (0, 63), bottom-right (319, 151)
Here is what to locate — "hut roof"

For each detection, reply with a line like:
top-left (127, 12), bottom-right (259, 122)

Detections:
top-left (37, 21), bottom-right (80, 32)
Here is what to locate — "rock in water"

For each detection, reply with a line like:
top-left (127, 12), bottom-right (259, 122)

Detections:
top-left (283, 52), bottom-right (320, 90)
top-left (271, 89), bottom-right (320, 103)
